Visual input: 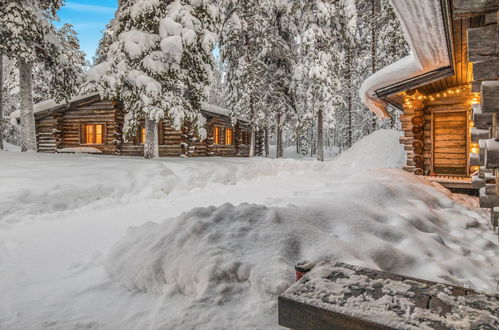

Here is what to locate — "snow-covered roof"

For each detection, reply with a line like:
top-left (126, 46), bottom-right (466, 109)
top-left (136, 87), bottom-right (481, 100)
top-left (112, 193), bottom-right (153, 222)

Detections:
top-left (200, 102), bottom-right (230, 117)
top-left (10, 95), bottom-right (235, 123)
top-left (360, 0), bottom-right (451, 118)
top-left (10, 93), bottom-right (102, 122)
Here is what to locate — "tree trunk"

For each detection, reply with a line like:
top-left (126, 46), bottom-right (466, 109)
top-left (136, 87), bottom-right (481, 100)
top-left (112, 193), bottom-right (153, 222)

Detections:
top-left (264, 127), bottom-right (269, 157)
top-left (249, 125), bottom-right (255, 157)
top-left (19, 59), bottom-right (37, 152)
top-left (371, 0), bottom-right (377, 133)
top-left (0, 55), bottom-right (4, 151)
top-left (347, 46), bottom-right (353, 148)
top-left (317, 109), bottom-right (324, 161)
top-left (276, 113), bottom-right (283, 159)
top-left (144, 116), bottom-right (159, 159)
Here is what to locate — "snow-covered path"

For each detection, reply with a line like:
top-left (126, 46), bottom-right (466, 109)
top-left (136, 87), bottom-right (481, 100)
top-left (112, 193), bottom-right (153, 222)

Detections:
top-left (0, 130), bottom-right (497, 330)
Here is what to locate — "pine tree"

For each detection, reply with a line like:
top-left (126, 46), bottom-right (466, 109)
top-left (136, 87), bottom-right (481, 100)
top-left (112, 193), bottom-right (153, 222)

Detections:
top-left (88, 0), bottom-right (218, 159)
top-left (261, 0), bottom-right (294, 158)
top-left (221, 0), bottom-right (269, 157)
top-left (291, 0), bottom-right (343, 161)
top-left (0, 0), bottom-right (85, 152)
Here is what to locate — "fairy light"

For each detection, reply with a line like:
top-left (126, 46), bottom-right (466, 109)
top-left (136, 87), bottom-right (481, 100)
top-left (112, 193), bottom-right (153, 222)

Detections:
top-left (471, 143), bottom-right (479, 154)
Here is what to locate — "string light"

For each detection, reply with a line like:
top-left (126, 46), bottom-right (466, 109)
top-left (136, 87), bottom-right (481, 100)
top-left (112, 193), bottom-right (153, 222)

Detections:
top-left (401, 85), bottom-right (477, 110)
top-left (471, 143), bottom-right (479, 154)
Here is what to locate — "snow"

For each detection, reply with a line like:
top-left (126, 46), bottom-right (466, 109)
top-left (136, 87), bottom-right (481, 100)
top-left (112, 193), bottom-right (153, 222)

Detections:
top-left (0, 129), bottom-right (498, 330)
top-left (57, 147), bottom-right (103, 154)
top-left (360, 0), bottom-right (450, 118)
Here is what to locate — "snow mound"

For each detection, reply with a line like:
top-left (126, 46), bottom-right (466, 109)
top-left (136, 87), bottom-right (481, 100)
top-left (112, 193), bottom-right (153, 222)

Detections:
top-left (331, 129), bottom-right (405, 170)
top-left (106, 169), bottom-right (498, 330)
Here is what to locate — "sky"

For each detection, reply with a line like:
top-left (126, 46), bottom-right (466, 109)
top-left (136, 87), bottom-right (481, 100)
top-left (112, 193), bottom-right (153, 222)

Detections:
top-left (57, 0), bottom-right (118, 63)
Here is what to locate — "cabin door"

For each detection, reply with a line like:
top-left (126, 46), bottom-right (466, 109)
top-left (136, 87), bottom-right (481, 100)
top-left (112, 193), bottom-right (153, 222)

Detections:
top-left (432, 110), bottom-right (468, 176)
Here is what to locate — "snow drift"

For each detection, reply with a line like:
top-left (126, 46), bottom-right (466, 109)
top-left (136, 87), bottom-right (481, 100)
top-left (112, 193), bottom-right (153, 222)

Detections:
top-left (106, 169), bottom-right (499, 329)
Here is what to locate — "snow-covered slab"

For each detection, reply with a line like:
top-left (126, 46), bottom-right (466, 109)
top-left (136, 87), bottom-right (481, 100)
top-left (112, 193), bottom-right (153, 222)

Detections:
top-left (280, 261), bottom-right (499, 330)
top-left (57, 147), bottom-right (103, 154)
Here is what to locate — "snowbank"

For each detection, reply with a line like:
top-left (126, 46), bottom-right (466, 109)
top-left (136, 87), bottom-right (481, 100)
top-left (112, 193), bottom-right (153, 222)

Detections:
top-left (1, 129), bottom-right (496, 330)
top-left (106, 169), bottom-right (498, 329)
top-left (331, 129), bottom-right (405, 170)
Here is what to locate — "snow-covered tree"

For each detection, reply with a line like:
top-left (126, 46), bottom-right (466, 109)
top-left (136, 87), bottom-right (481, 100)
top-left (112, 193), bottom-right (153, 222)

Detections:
top-left (88, 0), bottom-right (218, 159)
top-left (291, 1), bottom-right (343, 161)
top-left (221, 0), bottom-right (270, 157)
top-left (0, 0), bottom-right (85, 152)
top-left (261, 0), bottom-right (294, 158)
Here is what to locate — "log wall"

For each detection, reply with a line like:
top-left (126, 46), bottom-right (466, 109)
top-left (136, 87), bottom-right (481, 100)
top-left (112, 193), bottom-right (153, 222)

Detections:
top-left (35, 98), bottom-right (250, 158)
top-left (401, 95), bottom-right (472, 177)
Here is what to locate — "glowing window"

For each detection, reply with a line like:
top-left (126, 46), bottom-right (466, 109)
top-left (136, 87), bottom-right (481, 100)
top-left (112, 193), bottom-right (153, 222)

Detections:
top-left (82, 124), bottom-right (104, 144)
top-left (225, 128), bottom-right (233, 145)
top-left (140, 127), bottom-right (146, 144)
top-left (214, 126), bottom-right (221, 144)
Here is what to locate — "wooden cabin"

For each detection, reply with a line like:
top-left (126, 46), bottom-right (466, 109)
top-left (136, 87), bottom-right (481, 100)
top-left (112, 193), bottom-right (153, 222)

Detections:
top-left (362, 0), bottom-right (498, 195)
top-left (20, 93), bottom-right (254, 157)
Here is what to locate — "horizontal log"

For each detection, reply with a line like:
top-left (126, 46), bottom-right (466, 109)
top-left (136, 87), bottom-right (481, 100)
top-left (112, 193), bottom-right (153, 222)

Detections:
top-left (472, 128), bottom-right (490, 142)
top-left (481, 81), bottom-right (499, 113)
top-left (485, 11), bottom-right (498, 25)
top-left (403, 166), bottom-right (415, 173)
top-left (485, 183), bottom-right (498, 195)
top-left (474, 112), bottom-right (493, 129)
top-left (467, 25), bottom-right (499, 62)
top-left (479, 188), bottom-right (499, 208)
top-left (471, 152), bottom-right (482, 166)
top-left (473, 59), bottom-right (499, 81)
top-left (454, 0), bottom-right (498, 18)
top-left (485, 138), bottom-right (499, 168)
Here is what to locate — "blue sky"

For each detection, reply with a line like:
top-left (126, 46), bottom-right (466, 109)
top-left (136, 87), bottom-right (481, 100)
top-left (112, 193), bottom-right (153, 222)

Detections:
top-left (57, 0), bottom-right (118, 63)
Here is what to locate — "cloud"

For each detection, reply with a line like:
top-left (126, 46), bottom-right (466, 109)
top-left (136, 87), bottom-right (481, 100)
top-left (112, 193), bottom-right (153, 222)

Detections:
top-left (64, 2), bottom-right (116, 15)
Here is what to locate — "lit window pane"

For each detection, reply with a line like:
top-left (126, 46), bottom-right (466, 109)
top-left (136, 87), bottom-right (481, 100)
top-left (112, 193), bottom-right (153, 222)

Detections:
top-left (86, 125), bottom-right (94, 144)
top-left (95, 125), bottom-right (103, 144)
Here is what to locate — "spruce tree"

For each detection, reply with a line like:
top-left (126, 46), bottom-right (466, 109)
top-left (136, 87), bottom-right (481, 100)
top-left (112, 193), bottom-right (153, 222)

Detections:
top-left (88, 0), bottom-right (218, 159)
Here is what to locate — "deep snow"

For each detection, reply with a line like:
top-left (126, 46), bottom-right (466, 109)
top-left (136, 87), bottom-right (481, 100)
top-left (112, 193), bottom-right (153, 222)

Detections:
top-left (0, 129), bottom-right (497, 330)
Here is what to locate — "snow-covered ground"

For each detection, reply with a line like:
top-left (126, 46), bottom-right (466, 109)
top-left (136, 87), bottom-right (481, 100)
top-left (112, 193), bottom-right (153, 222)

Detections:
top-left (0, 129), bottom-right (497, 330)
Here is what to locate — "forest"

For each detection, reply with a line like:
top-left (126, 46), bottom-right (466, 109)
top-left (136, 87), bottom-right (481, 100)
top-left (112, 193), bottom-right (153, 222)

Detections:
top-left (0, 0), bottom-right (408, 160)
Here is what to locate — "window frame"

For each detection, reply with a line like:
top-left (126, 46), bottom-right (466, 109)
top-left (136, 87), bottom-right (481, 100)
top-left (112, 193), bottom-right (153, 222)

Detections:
top-left (80, 123), bottom-right (106, 145)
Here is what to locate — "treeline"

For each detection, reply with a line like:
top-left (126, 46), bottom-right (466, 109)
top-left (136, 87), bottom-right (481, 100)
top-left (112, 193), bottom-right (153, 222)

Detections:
top-left (217, 0), bottom-right (409, 159)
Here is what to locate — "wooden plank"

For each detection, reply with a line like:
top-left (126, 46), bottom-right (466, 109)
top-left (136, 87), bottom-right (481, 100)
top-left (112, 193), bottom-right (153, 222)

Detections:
top-left (434, 134), bottom-right (467, 141)
top-left (434, 147), bottom-right (467, 153)
top-left (434, 128), bottom-right (467, 135)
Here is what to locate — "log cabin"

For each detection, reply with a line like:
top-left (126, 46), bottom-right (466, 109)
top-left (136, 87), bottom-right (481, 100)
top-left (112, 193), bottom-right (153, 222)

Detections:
top-left (361, 0), bottom-right (498, 204)
top-left (12, 93), bottom-right (255, 158)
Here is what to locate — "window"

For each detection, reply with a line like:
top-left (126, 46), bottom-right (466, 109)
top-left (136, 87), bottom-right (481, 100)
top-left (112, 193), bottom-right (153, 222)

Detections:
top-left (225, 128), bottom-right (233, 145)
top-left (140, 127), bottom-right (146, 144)
top-left (214, 126), bottom-right (221, 144)
top-left (82, 124), bottom-right (104, 144)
